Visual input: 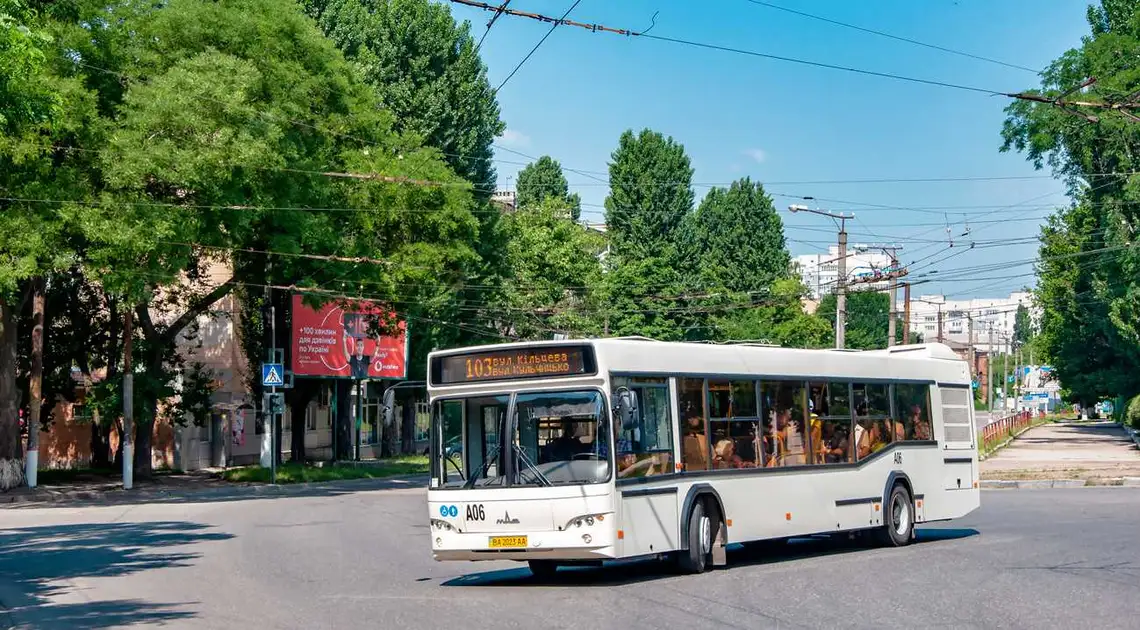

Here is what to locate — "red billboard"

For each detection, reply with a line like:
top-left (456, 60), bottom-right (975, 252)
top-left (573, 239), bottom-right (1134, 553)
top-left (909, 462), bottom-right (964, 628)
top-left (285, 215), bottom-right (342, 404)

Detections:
top-left (291, 295), bottom-right (408, 379)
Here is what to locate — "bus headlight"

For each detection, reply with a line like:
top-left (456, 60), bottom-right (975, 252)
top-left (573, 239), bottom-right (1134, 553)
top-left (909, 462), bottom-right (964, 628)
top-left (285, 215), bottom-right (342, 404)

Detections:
top-left (431, 518), bottom-right (458, 532)
top-left (564, 514), bottom-right (606, 530)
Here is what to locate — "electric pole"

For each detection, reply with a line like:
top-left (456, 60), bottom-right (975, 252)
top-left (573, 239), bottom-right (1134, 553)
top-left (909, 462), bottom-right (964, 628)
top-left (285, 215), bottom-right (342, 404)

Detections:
top-left (789, 204), bottom-right (854, 349)
top-left (123, 310), bottom-right (134, 490)
top-left (937, 303), bottom-right (944, 343)
top-left (25, 278), bottom-right (44, 488)
top-left (903, 283), bottom-right (911, 345)
top-left (967, 312), bottom-right (975, 385)
top-left (988, 325), bottom-right (995, 413)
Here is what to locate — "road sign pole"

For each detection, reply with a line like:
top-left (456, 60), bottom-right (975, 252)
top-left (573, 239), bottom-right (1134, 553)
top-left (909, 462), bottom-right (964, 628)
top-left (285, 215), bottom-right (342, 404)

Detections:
top-left (270, 304), bottom-right (277, 485)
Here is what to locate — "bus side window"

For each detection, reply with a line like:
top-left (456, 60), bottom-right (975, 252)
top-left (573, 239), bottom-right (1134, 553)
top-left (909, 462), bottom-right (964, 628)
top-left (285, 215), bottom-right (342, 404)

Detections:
top-left (809, 382), bottom-right (852, 465)
top-left (893, 383), bottom-right (932, 440)
top-left (613, 377), bottom-right (674, 478)
top-left (759, 381), bottom-right (807, 467)
top-left (679, 378), bottom-right (708, 471)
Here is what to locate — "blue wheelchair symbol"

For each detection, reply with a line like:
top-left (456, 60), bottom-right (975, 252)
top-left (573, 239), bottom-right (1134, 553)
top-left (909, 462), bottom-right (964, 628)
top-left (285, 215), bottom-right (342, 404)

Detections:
top-left (440, 505), bottom-right (458, 518)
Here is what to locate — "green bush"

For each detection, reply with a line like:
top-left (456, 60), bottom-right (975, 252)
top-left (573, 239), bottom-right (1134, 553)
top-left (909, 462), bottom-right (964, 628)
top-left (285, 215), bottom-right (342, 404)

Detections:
top-left (1126, 395), bottom-right (1140, 429)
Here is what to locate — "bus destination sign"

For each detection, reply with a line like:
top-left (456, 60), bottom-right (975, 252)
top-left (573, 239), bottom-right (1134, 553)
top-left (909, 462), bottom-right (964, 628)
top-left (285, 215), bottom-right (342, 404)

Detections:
top-left (434, 346), bottom-right (594, 384)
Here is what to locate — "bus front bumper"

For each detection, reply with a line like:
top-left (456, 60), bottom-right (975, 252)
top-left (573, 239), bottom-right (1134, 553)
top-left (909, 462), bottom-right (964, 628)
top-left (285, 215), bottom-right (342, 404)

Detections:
top-left (430, 527), bottom-right (618, 562)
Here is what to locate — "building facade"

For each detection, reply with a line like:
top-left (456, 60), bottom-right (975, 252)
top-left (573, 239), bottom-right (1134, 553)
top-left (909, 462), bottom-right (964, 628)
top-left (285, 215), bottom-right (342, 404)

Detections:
top-left (794, 245), bottom-right (896, 299)
top-left (903, 291), bottom-right (1037, 354)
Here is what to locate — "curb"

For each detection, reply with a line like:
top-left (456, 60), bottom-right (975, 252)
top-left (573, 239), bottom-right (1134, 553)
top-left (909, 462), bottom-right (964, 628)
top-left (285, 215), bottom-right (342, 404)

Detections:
top-left (981, 477), bottom-right (1140, 489)
top-left (1, 475), bottom-right (429, 507)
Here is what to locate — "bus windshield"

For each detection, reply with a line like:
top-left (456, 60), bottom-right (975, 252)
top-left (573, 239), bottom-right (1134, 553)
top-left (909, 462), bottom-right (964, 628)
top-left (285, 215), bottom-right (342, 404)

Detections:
top-left (434, 389), bottom-right (611, 489)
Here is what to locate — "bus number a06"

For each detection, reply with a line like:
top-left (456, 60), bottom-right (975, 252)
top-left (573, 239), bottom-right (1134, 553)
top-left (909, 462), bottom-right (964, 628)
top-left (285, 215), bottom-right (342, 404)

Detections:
top-left (466, 504), bottom-right (485, 521)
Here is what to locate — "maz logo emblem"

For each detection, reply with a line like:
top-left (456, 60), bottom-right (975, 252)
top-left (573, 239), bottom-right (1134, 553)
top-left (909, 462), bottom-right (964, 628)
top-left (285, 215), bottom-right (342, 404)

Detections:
top-left (496, 512), bottom-right (520, 525)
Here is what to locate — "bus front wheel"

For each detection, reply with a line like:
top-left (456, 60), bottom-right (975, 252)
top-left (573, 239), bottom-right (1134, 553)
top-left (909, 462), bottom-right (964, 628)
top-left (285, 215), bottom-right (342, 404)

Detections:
top-left (877, 484), bottom-right (914, 547)
top-left (677, 500), bottom-right (715, 574)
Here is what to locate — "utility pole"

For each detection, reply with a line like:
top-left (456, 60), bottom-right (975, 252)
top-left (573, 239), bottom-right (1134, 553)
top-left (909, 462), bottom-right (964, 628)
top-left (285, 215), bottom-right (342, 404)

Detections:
top-left (988, 325), bottom-right (995, 412)
top-left (967, 312), bottom-right (975, 385)
top-left (1002, 337), bottom-right (1009, 411)
top-left (903, 283), bottom-right (911, 345)
top-left (937, 303), bottom-right (944, 343)
top-left (25, 278), bottom-right (44, 488)
top-left (882, 247), bottom-right (902, 347)
top-left (789, 204), bottom-right (854, 349)
top-left (122, 310), bottom-right (134, 490)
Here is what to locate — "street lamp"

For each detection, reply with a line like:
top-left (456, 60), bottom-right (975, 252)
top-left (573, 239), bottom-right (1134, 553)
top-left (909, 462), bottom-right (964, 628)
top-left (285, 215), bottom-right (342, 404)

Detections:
top-left (788, 204), bottom-right (855, 349)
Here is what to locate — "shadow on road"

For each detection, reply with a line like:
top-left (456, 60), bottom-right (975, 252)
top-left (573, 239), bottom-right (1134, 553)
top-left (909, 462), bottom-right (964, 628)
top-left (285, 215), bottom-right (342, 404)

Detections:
top-left (0, 521), bottom-right (233, 628)
top-left (440, 526), bottom-right (980, 588)
top-left (3, 476), bottom-right (427, 511)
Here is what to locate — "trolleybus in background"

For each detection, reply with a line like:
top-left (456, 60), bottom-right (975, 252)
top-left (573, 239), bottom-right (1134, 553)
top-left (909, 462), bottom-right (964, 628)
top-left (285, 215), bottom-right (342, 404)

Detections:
top-left (426, 338), bottom-right (979, 576)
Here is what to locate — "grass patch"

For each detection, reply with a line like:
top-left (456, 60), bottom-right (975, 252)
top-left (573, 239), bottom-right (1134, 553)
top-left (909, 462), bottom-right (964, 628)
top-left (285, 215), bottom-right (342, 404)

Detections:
top-left (222, 456), bottom-right (429, 484)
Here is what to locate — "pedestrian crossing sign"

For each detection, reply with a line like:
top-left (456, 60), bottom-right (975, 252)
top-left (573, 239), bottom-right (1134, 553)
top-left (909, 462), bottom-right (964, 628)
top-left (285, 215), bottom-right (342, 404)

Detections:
top-left (262, 363), bottom-right (285, 387)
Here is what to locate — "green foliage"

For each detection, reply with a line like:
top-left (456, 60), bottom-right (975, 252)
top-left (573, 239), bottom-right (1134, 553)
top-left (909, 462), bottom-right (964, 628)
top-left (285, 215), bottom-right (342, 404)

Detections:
top-left (1126, 394), bottom-right (1140, 429)
top-left (685, 178), bottom-right (791, 294)
top-left (498, 197), bottom-right (605, 339)
top-left (816, 290), bottom-right (894, 350)
top-left (713, 278), bottom-right (831, 348)
top-left (515, 155), bottom-right (582, 220)
top-left (605, 129), bottom-right (694, 262)
top-left (222, 457), bottom-right (428, 483)
top-left (302, 0), bottom-right (504, 192)
top-left (1001, 0), bottom-right (1140, 405)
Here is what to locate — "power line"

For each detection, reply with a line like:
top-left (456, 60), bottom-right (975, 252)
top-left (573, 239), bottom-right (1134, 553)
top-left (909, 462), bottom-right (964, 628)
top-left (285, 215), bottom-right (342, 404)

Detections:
top-left (447, 0), bottom-right (1006, 95)
top-left (738, 0), bottom-right (1039, 73)
top-left (474, 0), bottom-right (513, 52)
top-left (493, 0), bottom-right (582, 93)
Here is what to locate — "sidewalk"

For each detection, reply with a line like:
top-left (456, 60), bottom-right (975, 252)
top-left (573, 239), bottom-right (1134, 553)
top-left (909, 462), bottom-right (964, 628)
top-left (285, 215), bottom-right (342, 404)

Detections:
top-left (1, 470), bottom-right (428, 508)
top-left (980, 421), bottom-right (1140, 484)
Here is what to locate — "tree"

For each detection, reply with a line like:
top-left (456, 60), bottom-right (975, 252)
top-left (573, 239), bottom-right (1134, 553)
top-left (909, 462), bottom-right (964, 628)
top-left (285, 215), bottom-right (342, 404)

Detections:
top-left (817, 290), bottom-right (896, 350)
top-left (713, 278), bottom-right (831, 348)
top-left (1013, 303), bottom-right (1034, 349)
top-left (515, 156), bottom-right (582, 220)
top-left (498, 197), bottom-right (605, 339)
top-left (685, 178), bottom-right (791, 294)
top-left (302, 0), bottom-right (503, 191)
top-left (605, 129), bottom-right (694, 262)
top-left (603, 129), bottom-right (695, 339)
top-left (0, 2), bottom-right (93, 489)
top-left (1000, 0), bottom-right (1140, 404)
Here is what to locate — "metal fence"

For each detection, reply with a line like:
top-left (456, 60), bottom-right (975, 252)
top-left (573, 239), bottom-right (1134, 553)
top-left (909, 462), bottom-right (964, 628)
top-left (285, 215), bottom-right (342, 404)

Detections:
top-left (981, 410), bottom-right (1034, 444)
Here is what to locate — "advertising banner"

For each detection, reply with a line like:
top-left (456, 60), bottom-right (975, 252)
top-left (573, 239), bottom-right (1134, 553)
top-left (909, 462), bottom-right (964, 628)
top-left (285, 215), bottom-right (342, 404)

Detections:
top-left (291, 294), bottom-right (407, 379)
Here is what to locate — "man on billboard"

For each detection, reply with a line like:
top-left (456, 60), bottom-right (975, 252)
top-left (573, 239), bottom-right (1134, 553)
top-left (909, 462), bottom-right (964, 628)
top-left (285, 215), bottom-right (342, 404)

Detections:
top-left (342, 312), bottom-right (382, 380)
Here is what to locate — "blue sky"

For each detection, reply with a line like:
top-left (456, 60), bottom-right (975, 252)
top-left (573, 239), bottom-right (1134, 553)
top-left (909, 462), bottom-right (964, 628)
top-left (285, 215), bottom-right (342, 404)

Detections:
top-left (447, 0), bottom-right (1093, 299)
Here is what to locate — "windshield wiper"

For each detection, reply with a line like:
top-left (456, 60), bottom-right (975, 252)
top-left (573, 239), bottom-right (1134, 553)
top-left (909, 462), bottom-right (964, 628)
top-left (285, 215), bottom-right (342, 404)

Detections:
top-left (463, 445), bottom-right (502, 489)
top-left (513, 444), bottom-right (552, 487)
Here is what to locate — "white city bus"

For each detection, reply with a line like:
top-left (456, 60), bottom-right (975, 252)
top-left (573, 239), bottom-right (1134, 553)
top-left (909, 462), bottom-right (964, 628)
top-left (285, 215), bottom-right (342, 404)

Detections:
top-left (426, 338), bottom-right (979, 576)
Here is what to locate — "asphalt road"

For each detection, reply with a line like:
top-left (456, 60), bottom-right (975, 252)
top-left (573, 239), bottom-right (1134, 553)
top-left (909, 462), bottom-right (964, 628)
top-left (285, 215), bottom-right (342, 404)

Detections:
top-left (2, 485), bottom-right (1139, 630)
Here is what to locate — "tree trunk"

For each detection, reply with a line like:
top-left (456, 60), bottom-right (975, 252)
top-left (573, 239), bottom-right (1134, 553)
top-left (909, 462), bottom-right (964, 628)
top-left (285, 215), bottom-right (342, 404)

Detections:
top-left (334, 379), bottom-right (352, 460)
top-left (288, 380), bottom-right (317, 463)
top-left (401, 397), bottom-right (414, 455)
top-left (90, 422), bottom-right (111, 468)
top-left (0, 297), bottom-right (24, 490)
top-left (132, 353), bottom-right (162, 479)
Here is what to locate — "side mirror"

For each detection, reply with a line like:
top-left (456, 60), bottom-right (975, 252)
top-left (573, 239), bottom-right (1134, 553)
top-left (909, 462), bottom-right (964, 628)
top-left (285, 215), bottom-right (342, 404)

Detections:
top-left (382, 388), bottom-right (396, 426)
top-left (615, 388), bottom-right (639, 431)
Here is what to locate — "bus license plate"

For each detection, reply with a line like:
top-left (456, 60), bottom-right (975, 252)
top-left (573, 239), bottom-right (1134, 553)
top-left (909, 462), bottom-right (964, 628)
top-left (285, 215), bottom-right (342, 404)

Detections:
top-left (488, 536), bottom-right (527, 549)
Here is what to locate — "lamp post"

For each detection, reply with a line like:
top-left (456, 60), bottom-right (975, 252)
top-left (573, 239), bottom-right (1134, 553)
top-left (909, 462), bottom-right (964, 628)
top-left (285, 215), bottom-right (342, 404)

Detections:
top-left (790, 204), bottom-right (855, 349)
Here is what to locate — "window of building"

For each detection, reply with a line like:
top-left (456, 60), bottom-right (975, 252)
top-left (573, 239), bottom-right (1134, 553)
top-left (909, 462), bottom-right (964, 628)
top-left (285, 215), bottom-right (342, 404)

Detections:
top-left (893, 383), bottom-right (932, 440)
top-left (679, 378), bottom-right (708, 471)
top-left (759, 381), bottom-right (807, 467)
top-left (707, 380), bottom-right (760, 469)
top-left (853, 383), bottom-right (891, 460)
top-left (305, 402), bottom-right (318, 431)
top-left (808, 382), bottom-right (852, 464)
top-left (612, 376), bottom-right (674, 478)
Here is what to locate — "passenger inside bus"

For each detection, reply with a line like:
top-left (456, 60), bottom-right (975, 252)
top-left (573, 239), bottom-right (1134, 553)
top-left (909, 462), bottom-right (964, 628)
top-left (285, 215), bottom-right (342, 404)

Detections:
top-left (682, 414), bottom-right (709, 470)
top-left (713, 438), bottom-right (747, 469)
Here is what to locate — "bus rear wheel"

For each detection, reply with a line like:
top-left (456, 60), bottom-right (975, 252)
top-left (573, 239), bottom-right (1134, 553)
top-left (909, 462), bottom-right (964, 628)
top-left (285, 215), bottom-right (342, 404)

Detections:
top-left (677, 500), bottom-right (715, 574)
top-left (877, 484), bottom-right (914, 547)
top-left (528, 560), bottom-right (559, 579)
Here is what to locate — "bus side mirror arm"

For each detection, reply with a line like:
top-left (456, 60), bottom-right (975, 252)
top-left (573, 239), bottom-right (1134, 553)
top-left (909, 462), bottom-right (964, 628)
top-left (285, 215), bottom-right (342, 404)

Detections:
top-left (615, 387), bottom-right (638, 430)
